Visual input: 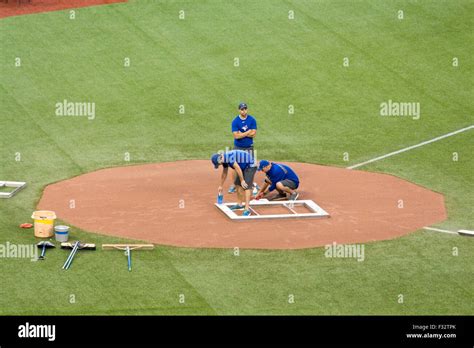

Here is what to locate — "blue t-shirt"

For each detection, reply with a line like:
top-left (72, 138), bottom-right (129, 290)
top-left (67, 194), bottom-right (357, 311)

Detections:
top-left (231, 115), bottom-right (257, 148)
top-left (265, 163), bottom-right (299, 192)
top-left (222, 150), bottom-right (255, 171)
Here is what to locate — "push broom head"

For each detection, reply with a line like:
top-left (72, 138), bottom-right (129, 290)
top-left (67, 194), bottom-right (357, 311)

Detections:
top-left (102, 244), bottom-right (154, 251)
top-left (61, 242), bottom-right (96, 250)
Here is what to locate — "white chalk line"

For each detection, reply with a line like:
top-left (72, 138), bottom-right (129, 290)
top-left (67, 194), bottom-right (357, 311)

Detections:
top-left (347, 125), bottom-right (474, 169)
top-left (423, 227), bottom-right (474, 236)
top-left (423, 227), bottom-right (458, 235)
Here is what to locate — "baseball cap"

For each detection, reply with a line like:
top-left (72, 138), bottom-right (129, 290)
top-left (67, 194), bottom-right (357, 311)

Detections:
top-left (238, 102), bottom-right (248, 110)
top-left (258, 160), bottom-right (270, 171)
top-left (211, 154), bottom-right (221, 169)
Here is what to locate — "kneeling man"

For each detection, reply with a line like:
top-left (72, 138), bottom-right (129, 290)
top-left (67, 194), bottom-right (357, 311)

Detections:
top-left (256, 160), bottom-right (300, 200)
top-left (211, 150), bottom-right (257, 216)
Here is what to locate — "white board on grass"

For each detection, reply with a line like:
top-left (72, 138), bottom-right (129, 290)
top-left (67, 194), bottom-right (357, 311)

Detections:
top-left (0, 181), bottom-right (26, 199)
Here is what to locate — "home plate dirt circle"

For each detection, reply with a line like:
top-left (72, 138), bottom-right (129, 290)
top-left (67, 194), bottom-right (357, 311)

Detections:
top-left (38, 160), bottom-right (447, 249)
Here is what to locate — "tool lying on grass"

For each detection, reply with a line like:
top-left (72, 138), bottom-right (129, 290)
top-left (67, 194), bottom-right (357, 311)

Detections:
top-left (102, 244), bottom-right (154, 271)
top-left (36, 241), bottom-right (55, 260)
top-left (458, 229), bottom-right (474, 237)
top-left (61, 241), bottom-right (96, 270)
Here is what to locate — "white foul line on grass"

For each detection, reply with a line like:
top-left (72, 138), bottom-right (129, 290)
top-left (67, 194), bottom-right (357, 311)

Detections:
top-left (347, 125), bottom-right (474, 169)
top-left (423, 227), bottom-right (458, 235)
top-left (423, 227), bottom-right (474, 236)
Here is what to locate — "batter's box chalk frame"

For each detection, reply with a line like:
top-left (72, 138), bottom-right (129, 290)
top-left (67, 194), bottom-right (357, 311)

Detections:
top-left (215, 199), bottom-right (330, 221)
top-left (0, 181), bottom-right (26, 199)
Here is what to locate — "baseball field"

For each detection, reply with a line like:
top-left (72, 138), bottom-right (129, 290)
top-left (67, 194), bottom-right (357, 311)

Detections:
top-left (0, 0), bottom-right (473, 316)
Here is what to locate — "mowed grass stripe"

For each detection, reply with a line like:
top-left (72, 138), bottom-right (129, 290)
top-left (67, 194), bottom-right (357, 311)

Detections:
top-left (365, 130), bottom-right (473, 229)
top-left (0, 0), bottom-right (472, 315)
top-left (290, 0), bottom-right (471, 118)
top-left (0, 84), bottom-right (85, 174)
top-left (163, 231), bottom-right (473, 314)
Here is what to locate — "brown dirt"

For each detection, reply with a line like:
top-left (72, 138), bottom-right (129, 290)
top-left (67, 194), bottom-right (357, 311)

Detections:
top-left (252, 205), bottom-right (295, 215)
top-left (0, 0), bottom-right (126, 19)
top-left (37, 160), bottom-right (447, 249)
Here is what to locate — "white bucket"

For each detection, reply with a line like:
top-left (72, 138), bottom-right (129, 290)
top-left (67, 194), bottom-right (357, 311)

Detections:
top-left (54, 225), bottom-right (69, 242)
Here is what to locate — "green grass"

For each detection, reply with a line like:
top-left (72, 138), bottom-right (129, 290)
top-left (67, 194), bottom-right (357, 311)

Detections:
top-left (0, 186), bottom-right (14, 193)
top-left (0, 0), bottom-right (472, 315)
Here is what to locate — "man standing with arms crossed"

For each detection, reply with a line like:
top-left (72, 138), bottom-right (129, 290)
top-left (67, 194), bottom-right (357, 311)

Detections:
top-left (228, 102), bottom-right (257, 193)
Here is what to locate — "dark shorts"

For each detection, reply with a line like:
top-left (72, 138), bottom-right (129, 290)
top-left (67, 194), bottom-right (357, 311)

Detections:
top-left (278, 179), bottom-right (298, 190)
top-left (234, 166), bottom-right (257, 190)
top-left (233, 145), bottom-right (255, 158)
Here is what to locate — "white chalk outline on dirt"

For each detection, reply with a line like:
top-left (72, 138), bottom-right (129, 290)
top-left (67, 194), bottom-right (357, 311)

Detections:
top-left (215, 199), bottom-right (330, 220)
top-left (347, 125), bottom-right (474, 170)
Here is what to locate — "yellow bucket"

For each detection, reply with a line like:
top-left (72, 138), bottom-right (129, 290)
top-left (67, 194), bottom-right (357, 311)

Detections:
top-left (31, 211), bottom-right (57, 238)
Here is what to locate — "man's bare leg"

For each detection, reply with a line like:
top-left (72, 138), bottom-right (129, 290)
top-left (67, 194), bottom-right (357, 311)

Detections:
top-left (244, 189), bottom-right (251, 211)
top-left (236, 186), bottom-right (244, 206)
top-left (228, 172), bottom-right (237, 193)
top-left (276, 182), bottom-right (295, 195)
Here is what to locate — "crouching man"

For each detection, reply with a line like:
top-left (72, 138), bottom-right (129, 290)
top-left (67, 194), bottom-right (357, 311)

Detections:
top-left (211, 150), bottom-right (257, 216)
top-left (256, 160), bottom-right (300, 200)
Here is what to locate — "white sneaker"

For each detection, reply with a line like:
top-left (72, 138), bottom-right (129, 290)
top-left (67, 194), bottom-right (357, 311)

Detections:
top-left (289, 192), bottom-right (299, 200)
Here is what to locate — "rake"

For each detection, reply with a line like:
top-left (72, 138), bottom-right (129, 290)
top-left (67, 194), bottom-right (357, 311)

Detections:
top-left (102, 244), bottom-right (154, 271)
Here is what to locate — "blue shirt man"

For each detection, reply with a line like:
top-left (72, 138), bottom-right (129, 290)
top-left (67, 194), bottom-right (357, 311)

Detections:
top-left (229, 102), bottom-right (258, 193)
top-left (232, 104), bottom-right (257, 148)
top-left (211, 150), bottom-right (258, 216)
top-left (256, 160), bottom-right (300, 200)
top-left (219, 150), bottom-right (255, 171)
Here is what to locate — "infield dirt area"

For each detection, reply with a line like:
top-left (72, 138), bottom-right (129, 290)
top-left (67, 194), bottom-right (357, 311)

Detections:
top-left (38, 160), bottom-right (447, 249)
top-left (0, 0), bottom-right (126, 19)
